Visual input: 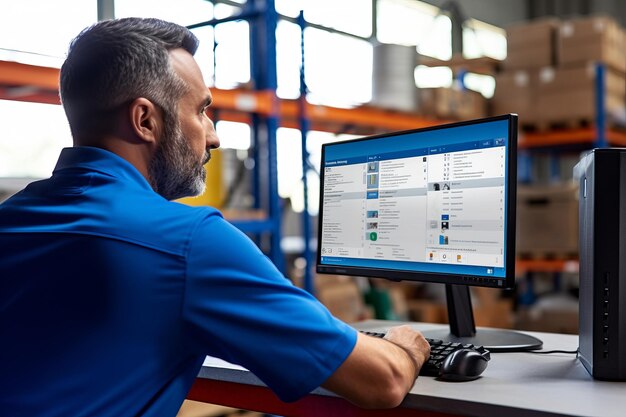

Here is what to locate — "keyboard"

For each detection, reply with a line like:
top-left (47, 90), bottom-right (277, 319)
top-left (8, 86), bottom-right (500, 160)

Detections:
top-left (360, 331), bottom-right (491, 377)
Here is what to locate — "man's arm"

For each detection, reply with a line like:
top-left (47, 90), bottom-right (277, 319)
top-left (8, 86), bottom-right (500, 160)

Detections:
top-left (321, 325), bottom-right (431, 409)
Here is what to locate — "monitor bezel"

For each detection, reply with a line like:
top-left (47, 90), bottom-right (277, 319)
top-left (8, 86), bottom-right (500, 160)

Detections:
top-left (316, 114), bottom-right (518, 290)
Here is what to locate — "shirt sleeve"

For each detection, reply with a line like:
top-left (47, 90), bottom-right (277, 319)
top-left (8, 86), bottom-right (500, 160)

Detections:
top-left (181, 213), bottom-right (357, 402)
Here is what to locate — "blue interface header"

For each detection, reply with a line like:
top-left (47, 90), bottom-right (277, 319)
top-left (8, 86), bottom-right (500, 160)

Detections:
top-left (324, 119), bottom-right (509, 165)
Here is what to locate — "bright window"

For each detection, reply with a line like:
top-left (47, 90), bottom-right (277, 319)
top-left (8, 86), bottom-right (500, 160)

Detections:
top-left (216, 121), bottom-right (251, 150)
top-left (304, 27), bottom-right (372, 107)
top-left (0, 100), bottom-right (71, 178)
top-left (0, 0), bottom-right (97, 67)
top-left (277, 21), bottom-right (373, 105)
top-left (417, 15), bottom-right (452, 60)
top-left (278, 128), bottom-right (360, 214)
top-left (213, 2), bottom-right (241, 19)
top-left (276, 20), bottom-right (302, 99)
top-left (463, 18), bottom-right (507, 60)
top-left (115, 0), bottom-right (214, 26)
top-left (462, 19), bottom-right (504, 98)
top-left (377, 0), bottom-right (451, 60)
top-left (277, 128), bottom-right (303, 204)
top-left (214, 21), bottom-right (251, 89)
top-left (463, 73), bottom-right (496, 99)
top-left (190, 26), bottom-right (216, 87)
top-left (275, 0), bottom-right (303, 18)
top-left (276, 0), bottom-right (372, 37)
top-left (414, 65), bottom-right (453, 88)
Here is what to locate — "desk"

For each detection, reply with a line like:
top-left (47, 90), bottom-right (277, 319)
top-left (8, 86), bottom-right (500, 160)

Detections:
top-left (187, 321), bottom-right (626, 417)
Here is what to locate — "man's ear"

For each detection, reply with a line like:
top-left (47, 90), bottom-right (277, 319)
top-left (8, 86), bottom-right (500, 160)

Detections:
top-left (128, 97), bottom-right (162, 145)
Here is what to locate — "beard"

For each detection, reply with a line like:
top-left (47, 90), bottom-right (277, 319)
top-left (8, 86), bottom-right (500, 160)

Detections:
top-left (148, 111), bottom-right (209, 201)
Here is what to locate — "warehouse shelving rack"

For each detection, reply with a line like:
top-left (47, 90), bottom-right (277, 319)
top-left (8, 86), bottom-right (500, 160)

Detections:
top-left (518, 63), bottom-right (626, 180)
top-left (4, 56), bottom-right (622, 298)
top-left (514, 62), bottom-right (626, 307)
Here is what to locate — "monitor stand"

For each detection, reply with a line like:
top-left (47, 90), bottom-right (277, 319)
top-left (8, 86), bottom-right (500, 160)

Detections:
top-left (420, 284), bottom-right (543, 352)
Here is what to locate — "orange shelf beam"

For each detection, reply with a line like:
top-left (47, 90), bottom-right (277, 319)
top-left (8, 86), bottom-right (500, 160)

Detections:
top-left (515, 258), bottom-right (579, 275)
top-left (0, 60), bottom-right (59, 90)
top-left (520, 127), bottom-right (626, 148)
top-left (209, 89), bottom-right (446, 131)
top-left (0, 60), bottom-right (448, 133)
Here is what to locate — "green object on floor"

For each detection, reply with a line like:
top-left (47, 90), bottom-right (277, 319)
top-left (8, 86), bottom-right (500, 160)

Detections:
top-left (364, 287), bottom-right (397, 320)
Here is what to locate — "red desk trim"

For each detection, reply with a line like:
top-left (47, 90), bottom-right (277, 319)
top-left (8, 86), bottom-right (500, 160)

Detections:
top-left (188, 378), bottom-right (458, 417)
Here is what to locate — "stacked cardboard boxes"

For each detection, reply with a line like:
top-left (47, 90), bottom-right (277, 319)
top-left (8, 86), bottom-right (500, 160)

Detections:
top-left (535, 64), bottom-right (626, 125)
top-left (492, 70), bottom-right (536, 122)
top-left (314, 275), bottom-right (372, 323)
top-left (546, 16), bottom-right (626, 126)
top-left (493, 15), bottom-right (626, 128)
top-left (516, 182), bottom-right (579, 258)
top-left (492, 19), bottom-right (559, 124)
top-left (504, 18), bottom-right (559, 71)
top-left (558, 16), bottom-right (626, 73)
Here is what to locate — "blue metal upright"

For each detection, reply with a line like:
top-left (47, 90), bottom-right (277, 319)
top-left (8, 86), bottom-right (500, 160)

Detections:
top-left (297, 11), bottom-right (314, 294)
top-left (518, 150), bottom-right (532, 183)
top-left (248, 0), bottom-right (285, 273)
top-left (188, 0), bottom-right (285, 274)
top-left (594, 62), bottom-right (607, 148)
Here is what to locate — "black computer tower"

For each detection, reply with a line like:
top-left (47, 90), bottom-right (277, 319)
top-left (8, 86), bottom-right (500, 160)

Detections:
top-left (574, 148), bottom-right (626, 380)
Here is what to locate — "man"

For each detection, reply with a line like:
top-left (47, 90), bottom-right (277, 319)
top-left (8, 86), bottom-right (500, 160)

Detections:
top-left (0, 18), bottom-right (430, 416)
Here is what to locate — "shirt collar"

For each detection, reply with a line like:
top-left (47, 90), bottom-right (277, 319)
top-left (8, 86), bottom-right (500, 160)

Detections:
top-left (53, 146), bottom-right (153, 192)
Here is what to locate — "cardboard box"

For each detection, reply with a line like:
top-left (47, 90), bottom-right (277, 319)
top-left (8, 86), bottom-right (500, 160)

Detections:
top-left (516, 308), bottom-right (578, 334)
top-left (516, 295), bottom-right (579, 334)
top-left (471, 287), bottom-right (514, 329)
top-left (419, 87), bottom-right (487, 120)
top-left (505, 18), bottom-right (559, 69)
top-left (558, 16), bottom-right (626, 72)
top-left (405, 292), bottom-right (513, 329)
top-left (491, 70), bottom-right (537, 124)
top-left (536, 64), bottom-right (625, 96)
top-left (314, 275), bottom-right (371, 323)
top-left (506, 18), bottom-right (560, 49)
top-left (406, 300), bottom-right (446, 324)
top-left (516, 182), bottom-right (579, 257)
top-left (534, 65), bottom-right (626, 124)
top-left (536, 89), bottom-right (625, 124)
top-left (506, 46), bottom-right (554, 70)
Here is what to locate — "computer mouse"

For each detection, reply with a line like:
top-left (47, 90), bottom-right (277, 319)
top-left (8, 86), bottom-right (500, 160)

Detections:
top-left (438, 348), bottom-right (489, 382)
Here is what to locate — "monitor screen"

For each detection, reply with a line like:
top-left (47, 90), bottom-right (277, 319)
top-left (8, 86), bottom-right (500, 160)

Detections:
top-left (317, 114), bottom-right (517, 290)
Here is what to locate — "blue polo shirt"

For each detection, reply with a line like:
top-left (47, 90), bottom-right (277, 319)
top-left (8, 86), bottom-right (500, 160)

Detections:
top-left (0, 147), bottom-right (357, 417)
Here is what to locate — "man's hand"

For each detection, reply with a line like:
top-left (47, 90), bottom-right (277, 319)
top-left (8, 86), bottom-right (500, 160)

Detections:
top-left (384, 325), bottom-right (431, 378)
top-left (322, 325), bottom-right (431, 409)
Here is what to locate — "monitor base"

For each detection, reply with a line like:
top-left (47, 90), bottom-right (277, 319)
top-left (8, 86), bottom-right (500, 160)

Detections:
top-left (421, 328), bottom-right (543, 352)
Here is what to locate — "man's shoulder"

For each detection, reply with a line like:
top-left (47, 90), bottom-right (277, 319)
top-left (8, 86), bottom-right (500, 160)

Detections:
top-left (0, 175), bottom-right (226, 258)
top-left (108, 194), bottom-right (225, 256)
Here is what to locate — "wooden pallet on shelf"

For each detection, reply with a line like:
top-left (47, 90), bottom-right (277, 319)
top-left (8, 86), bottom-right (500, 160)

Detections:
top-left (515, 257), bottom-right (579, 275)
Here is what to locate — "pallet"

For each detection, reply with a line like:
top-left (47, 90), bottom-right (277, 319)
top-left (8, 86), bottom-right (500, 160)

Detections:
top-left (516, 252), bottom-right (579, 261)
top-left (521, 118), bottom-right (592, 133)
top-left (521, 116), bottom-right (626, 133)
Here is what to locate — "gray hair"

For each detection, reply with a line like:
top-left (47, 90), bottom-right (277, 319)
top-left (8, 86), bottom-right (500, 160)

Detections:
top-left (60, 17), bottom-right (199, 138)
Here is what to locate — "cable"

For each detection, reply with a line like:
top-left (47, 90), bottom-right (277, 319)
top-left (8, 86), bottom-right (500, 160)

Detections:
top-left (525, 348), bottom-right (579, 355)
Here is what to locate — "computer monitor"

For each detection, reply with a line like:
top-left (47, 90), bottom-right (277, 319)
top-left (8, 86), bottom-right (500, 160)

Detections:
top-left (316, 114), bottom-right (542, 352)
